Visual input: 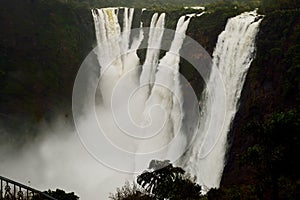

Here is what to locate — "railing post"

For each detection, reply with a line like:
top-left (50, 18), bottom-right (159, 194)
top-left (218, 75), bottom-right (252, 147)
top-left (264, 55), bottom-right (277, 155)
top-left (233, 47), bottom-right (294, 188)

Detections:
top-left (14, 184), bottom-right (16, 198)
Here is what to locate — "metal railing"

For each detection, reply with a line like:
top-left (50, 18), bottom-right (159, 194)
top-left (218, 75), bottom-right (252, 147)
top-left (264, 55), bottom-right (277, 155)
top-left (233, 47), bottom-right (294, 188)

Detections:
top-left (0, 176), bottom-right (57, 200)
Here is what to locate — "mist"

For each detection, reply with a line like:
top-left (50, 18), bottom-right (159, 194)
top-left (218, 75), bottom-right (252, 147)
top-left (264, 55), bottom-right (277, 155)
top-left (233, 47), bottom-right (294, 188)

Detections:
top-left (0, 114), bottom-right (135, 199)
top-left (0, 6), bottom-right (201, 199)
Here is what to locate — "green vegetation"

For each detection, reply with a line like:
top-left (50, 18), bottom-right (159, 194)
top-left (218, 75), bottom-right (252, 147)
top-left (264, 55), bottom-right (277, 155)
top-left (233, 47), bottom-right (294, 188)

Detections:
top-left (110, 160), bottom-right (205, 200)
top-left (109, 181), bottom-right (155, 200)
top-left (44, 189), bottom-right (79, 200)
top-left (240, 110), bottom-right (300, 199)
top-left (32, 189), bottom-right (79, 200)
top-left (260, 0), bottom-right (300, 13)
top-left (209, 110), bottom-right (300, 199)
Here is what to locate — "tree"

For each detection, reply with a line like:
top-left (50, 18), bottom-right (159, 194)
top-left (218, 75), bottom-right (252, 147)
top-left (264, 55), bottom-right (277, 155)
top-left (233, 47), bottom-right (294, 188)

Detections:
top-left (240, 109), bottom-right (300, 199)
top-left (110, 160), bottom-right (204, 200)
top-left (32, 189), bottom-right (79, 200)
top-left (109, 181), bottom-right (155, 200)
top-left (138, 160), bottom-right (204, 200)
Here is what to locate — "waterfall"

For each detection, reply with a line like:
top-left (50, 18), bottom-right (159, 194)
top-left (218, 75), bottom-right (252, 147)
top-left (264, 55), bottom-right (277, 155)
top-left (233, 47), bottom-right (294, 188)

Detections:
top-left (86, 7), bottom-right (263, 196)
top-left (180, 10), bottom-right (263, 189)
top-left (89, 8), bottom-right (193, 173)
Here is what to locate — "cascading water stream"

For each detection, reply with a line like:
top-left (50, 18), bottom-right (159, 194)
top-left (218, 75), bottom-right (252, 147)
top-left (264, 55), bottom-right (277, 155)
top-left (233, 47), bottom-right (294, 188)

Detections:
top-left (91, 8), bottom-right (193, 172)
top-left (180, 10), bottom-right (263, 189)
